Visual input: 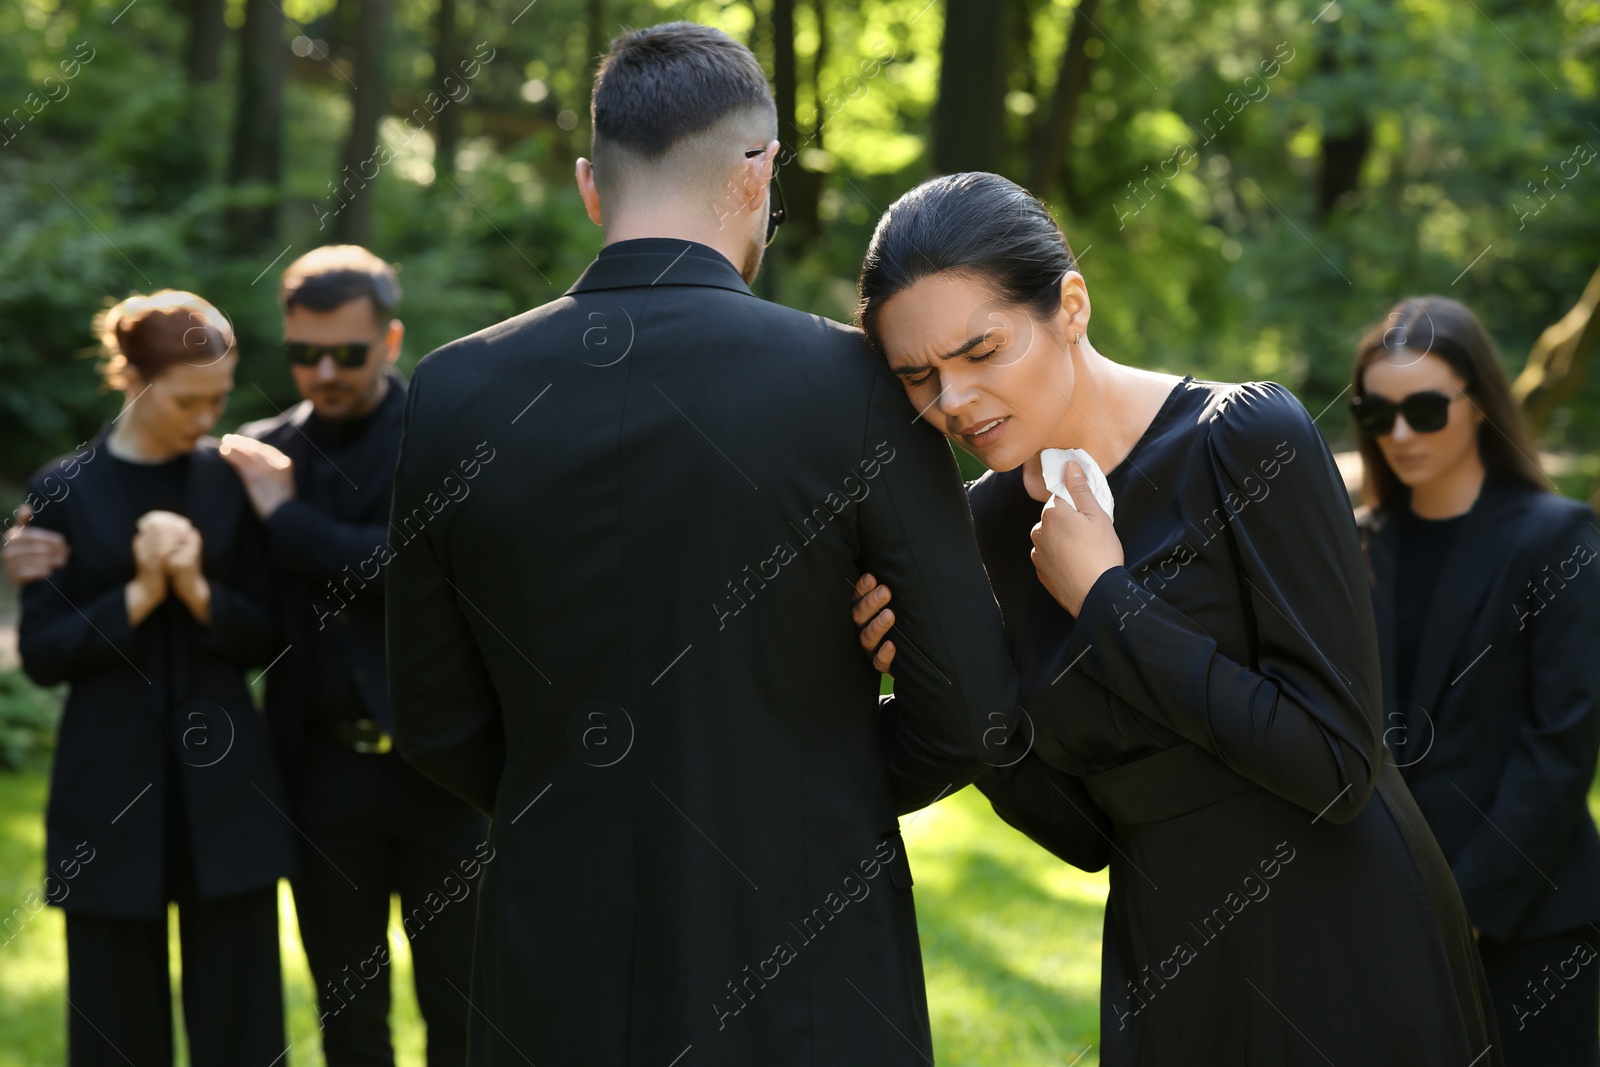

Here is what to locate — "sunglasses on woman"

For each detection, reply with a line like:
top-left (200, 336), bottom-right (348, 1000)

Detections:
top-left (745, 147), bottom-right (786, 247)
top-left (1349, 390), bottom-right (1461, 436)
top-left (285, 341), bottom-right (372, 368)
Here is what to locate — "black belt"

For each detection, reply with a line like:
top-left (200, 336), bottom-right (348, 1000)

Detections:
top-left (312, 717), bottom-right (393, 754)
top-left (1082, 742), bottom-right (1257, 825)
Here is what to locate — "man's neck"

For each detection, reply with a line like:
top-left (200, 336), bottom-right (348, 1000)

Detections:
top-left (601, 210), bottom-right (747, 274)
top-left (348, 372), bottom-right (390, 421)
top-left (311, 371), bottom-right (390, 432)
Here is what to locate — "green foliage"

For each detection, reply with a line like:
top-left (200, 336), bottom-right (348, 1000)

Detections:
top-left (1, 0), bottom-right (1597, 482)
top-left (0, 669), bottom-right (60, 773)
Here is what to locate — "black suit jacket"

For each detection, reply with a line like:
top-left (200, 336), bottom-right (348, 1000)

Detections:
top-left (239, 377), bottom-right (402, 786)
top-left (1361, 474), bottom-right (1600, 943)
top-left (18, 429), bottom-right (297, 917)
top-left (386, 238), bottom-right (1022, 1065)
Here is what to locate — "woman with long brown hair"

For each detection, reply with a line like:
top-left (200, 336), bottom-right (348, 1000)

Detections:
top-left (17, 291), bottom-right (296, 1065)
top-left (1352, 296), bottom-right (1600, 1066)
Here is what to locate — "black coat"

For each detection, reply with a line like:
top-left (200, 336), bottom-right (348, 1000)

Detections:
top-left (1361, 475), bottom-right (1600, 943)
top-left (238, 376), bottom-right (403, 786)
top-left (18, 429), bottom-right (297, 918)
top-left (385, 238), bottom-right (1022, 1065)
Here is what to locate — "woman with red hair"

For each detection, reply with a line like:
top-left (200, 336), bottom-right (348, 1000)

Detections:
top-left (18, 291), bottom-right (295, 1066)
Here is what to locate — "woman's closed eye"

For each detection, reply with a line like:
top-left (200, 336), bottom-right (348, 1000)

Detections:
top-left (906, 347), bottom-right (997, 388)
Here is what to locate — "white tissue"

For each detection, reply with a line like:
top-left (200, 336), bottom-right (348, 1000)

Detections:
top-left (1039, 447), bottom-right (1116, 522)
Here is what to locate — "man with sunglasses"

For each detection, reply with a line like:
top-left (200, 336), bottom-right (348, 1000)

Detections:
top-left (233, 245), bottom-right (485, 1067)
top-left (385, 21), bottom-right (1025, 1067)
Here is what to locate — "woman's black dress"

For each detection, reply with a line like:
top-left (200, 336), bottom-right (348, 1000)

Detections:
top-left (971, 378), bottom-right (1501, 1066)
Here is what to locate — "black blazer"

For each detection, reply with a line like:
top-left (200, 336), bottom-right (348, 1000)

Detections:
top-left (18, 429), bottom-right (297, 918)
top-left (1362, 474), bottom-right (1600, 943)
top-left (386, 238), bottom-right (1022, 1065)
top-left (239, 379), bottom-right (402, 786)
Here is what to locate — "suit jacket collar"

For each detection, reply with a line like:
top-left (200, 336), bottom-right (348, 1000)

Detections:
top-left (1365, 474), bottom-right (1532, 753)
top-left (565, 238), bottom-right (755, 298)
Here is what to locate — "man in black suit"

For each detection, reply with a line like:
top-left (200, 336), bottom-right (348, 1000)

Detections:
top-left (386, 22), bottom-right (1023, 1066)
top-left (231, 246), bottom-right (487, 1067)
top-left (6, 247), bottom-right (486, 1067)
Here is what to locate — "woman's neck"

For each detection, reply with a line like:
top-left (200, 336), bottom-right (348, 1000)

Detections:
top-left (108, 416), bottom-right (179, 464)
top-left (1046, 349), bottom-right (1180, 473)
top-left (1020, 348), bottom-right (1181, 500)
top-left (1407, 452), bottom-right (1486, 519)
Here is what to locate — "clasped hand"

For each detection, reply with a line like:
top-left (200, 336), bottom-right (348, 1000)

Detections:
top-left (128, 510), bottom-right (208, 624)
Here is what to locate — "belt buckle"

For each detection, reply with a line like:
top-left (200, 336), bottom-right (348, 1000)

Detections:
top-left (349, 718), bottom-right (392, 755)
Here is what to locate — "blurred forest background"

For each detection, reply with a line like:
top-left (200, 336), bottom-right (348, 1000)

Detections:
top-left (2, 1), bottom-right (1600, 1062)
top-left (1, 0), bottom-right (1598, 492)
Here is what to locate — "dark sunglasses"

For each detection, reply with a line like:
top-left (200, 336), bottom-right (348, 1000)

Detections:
top-left (745, 148), bottom-right (787, 247)
top-left (1349, 390), bottom-right (1460, 436)
top-left (286, 341), bottom-right (372, 368)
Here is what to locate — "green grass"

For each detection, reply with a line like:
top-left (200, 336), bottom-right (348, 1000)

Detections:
top-left (0, 766), bottom-right (1102, 1066)
top-left (9, 758), bottom-right (1600, 1065)
top-left (0, 769), bottom-right (428, 1067)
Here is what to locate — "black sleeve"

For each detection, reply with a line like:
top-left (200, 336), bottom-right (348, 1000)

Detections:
top-left (16, 468), bottom-right (138, 688)
top-left (856, 367), bottom-right (1025, 815)
top-left (975, 752), bottom-right (1112, 872)
top-left (1064, 383), bottom-right (1384, 824)
top-left (264, 498), bottom-right (390, 587)
top-left (384, 364), bottom-right (506, 816)
top-left (1452, 506), bottom-right (1600, 940)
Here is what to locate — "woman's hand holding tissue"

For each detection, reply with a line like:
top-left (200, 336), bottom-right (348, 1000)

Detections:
top-left (1030, 459), bottom-right (1125, 618)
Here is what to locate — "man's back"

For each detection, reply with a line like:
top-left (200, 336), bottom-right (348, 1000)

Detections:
top-left (387, 239), bottom-right (1020, 1064)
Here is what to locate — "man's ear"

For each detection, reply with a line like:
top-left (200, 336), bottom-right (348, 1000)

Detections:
top-left (742, 139), bottom-right (779, 211)
top-left (576, 158), bottom-right (604, 226)
top-left (385, 319), bottom-right (404, 364)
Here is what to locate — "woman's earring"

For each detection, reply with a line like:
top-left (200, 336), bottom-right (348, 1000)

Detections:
top-left (1074, 332), bottom-right (1082, 346)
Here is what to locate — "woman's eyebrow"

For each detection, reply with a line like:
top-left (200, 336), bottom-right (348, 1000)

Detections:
top-left (892, 333), bottom-right (990, 376)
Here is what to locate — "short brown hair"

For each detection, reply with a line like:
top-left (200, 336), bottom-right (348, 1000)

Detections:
top-left (95, 290), bottom-right (234, 389)
top-left (279, 244), bottom-right (402, 321)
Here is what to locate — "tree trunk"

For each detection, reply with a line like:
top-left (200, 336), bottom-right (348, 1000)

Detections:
top-left (772, 0), bottom-right (798, 154)
top-left (588, 0), bottom-right (606, 85)
top-left (328, 0), bottom-right (357, 63)
top-left (1014, 0), bottom-right (1035, 102)
top-left (185, 0), bottom-right (226, 83)
top-left (433, 0), bottom-right (462, 179)
top-left (933, 0), bottom-right (1010, 175)
top-left (1514, 260), bottom-right (1600, 434)
top-left (1027, 0), bottom-right (1098, 203)
top-left (334, 0), bottom-right (391, 245)
top-left (1313, 6), bottom-right (1377, 219)
top-left (783, 0), bottom-right (826, 243)
top-left (227, 0), bottom-right (286, 248)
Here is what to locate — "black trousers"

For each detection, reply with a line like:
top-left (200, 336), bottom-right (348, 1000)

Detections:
top-left (64, 885), bottom-right (284, 1067)
top-left (290, 741), bottom-right (487, 1067)
top-left (1480, 925), bottom-right (1600, 1067)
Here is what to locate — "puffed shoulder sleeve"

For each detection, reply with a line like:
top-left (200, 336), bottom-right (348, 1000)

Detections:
top-left (1068, 382), bottom-right (1384, 823)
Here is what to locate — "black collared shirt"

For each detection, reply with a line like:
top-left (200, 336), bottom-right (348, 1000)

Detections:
top-left (288, 372), bottom-right (405, 723)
